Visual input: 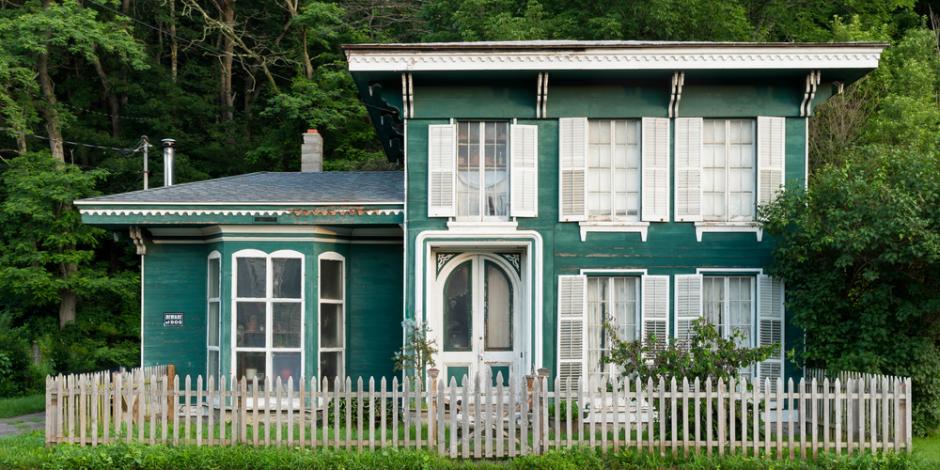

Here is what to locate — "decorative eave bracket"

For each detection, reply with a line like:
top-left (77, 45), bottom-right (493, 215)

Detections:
top-left (800, 70), bottom-right (821, 117)
top-left (129, 225), bottom-right (147, 256)
top-left (668, 71), bottom-right (685, 118)
top-left (536, 72), bottom-right (549, 118)
top-left (400, 72), bottom-right (414, 118)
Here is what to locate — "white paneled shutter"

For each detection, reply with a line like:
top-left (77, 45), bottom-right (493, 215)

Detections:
top-left (641, 275), bottom-right (670, 352)
top-left (674, 118), bottom-right (703, 222)
top-left (510, 124), bottom-right (539, 217)
top-left (427, 124), bottom-right (456, 217)
top-left (757, 116), bottom-right (786, 207)
top-left (674, 274), bottom-right (703, 345)
top-left (757, 274), bottom-right (785, 387)
top-left (641, 117), bottom-right (671, 222)
top-left (557, 275), bottom-right (586, 391)
top-left (558, 118), bottom-right (587, 222)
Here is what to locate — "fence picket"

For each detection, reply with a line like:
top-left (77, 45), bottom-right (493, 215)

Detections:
top-left (519, 374), bottom-right (528, 456)
top-left (682, 377), bottom-right (690, 456)
top-left (207, 376), bottom-right (215, 446)
top-left (437, 379), bottom-right (445, 456)
top-left (311, 377), bottom-right (319, 449)
top-left (345, 377), bottom-right (353, 449)
top-left (694, 377), bottom-right (701, 455)
top-left (705, 377), bottom-right (713, 456)
top-left (369, 377), bottom-right (375, 451)
top-left (822, 378), bottom-right (830, 455)
top-left (870, 377), bottom-right (877, 452)
top-left (729, 377), bottom-right (736, 455)
top-left (379, 377), bottom-right (386, 448)
top-left (787, 378), bottom-right (795, 459)
top-left (357, 377), bottom-right (364, 451)
top-left (881, 376), bottom-right (888, 452)
top-left (775, 378), bottom-right (783, 458)
top-left (79, 376), bottom-right (87, 446)
top-left (463, 375), bottom-right (471, 458)
top-left (751, 377), bottom-right (759, 457)
top-left (449, 377), bottom-right (458, 458)
top-left (414, 377), bottom-right (422, 450)
top-left (497, 374), bottom-right (505, 457)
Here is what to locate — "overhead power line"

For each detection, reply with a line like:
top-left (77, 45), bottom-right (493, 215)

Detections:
top-left (0, 127), bottom-right (145, 154)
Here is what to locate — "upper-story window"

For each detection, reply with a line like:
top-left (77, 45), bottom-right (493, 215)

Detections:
top-left (456, 121), bottom-right (510, 219)
top-left (587, 120), bottom-right (641, 221)
top-left (702, 119), bottom-right (756, 222)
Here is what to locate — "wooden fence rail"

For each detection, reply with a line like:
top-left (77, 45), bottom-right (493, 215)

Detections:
top-left (45, 370), bottom-right (912, 458)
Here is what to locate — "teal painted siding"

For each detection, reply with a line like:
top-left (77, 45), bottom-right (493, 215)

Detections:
top-left (345, 243), bottom-right (403, 379)
top-left (142, 243), bottom-right (209, 381)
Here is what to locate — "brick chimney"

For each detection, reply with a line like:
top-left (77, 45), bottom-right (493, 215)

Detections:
top-left (301, 129), bottom-right (323, 172)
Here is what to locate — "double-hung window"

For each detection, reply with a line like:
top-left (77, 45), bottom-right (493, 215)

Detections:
top-left (702, 119), bottom-right (756, 222)
top-left (233, 250), bottom-right (303, 388)
top-left (587, 120), bottom-right (641, 221)
top-left (456, 121), bottom-right (510, 219)
top-left (703, 276), bottom-right (755, 375)
top-left (586, 276), bottom-right (639, 383)
top-left (318, 253), bottom-right (345, 381)
top-left (207, 252), bottom-right (221, 380)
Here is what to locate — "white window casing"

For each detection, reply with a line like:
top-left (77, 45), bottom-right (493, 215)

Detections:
top-left (557, 274), bottom-right (586, 391)
top-left (757, 116), bottom-right (786, 207)
top-left (206, 251), bottom-right (222, 380)
top-left (428, 124), bottom-right (457, 217)
top-left (641, 117), bottom-right (670, 222)
top-left (757, 274), bottom-right (785, 387)
top-left (558, 117), bottom-right (588, 222)
top-left (641, 274), bottom-right (670, 351)
top-left (510, 124), bottom-right (539, 217)
top-left (318, 251), bottom-right (346, 381)
top-left (674, 117), bottom-right (704, 222)
top-left (674, 274), bottom-right (703, 344)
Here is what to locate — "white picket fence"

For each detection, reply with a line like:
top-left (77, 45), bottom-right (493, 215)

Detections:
top-left (45, 369), bottom-right (912, 458)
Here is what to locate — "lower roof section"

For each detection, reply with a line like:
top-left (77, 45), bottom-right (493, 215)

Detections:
top-left (79, 204), bottom-right (403, 227)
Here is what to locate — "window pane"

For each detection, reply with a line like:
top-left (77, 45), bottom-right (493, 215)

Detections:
top-left (320, 351), bottom-right (342, 382)
top-left (588, 120), bottom-right (612, 218)
top-left (273, 258), bottom-right (302, 299)
top-left (702, 120), bottom-right (727, 221)
top-left (586, 277), bottom-right (608, 380)
top-left (483, 122), bottom-right (509, 217)
top-left (457, 121), bottom-right (481, 217)
top-left (236, 302), bottom-right (266, 348)
top-left (237, 258), bottom-right (266, 298)
top-left (208, 350), bottom-right (219, 380)
top-left (236, 351), bottom-right (265, 383)
top-left (208, 302), bottom-right (220, 347)
top-left (612, 277), bottom-right (637, 342)
top-left (703, 277), bottom-right (724, 332)
top-left (485, 262), bottom-right (512, 350)
top-left (320, 303), bottom-right (343, 348)
top-left (728, 277), bottom-right (752, 347)
top-left (273, 303), bottom-right (301, 348)
top-left (208, 258), bottom-right (220, 298)
top-left (273, 352), bottom-right (301, 386)
top-left (320, 259), bottom-right (343, 300)
top-left (443, 261), bottom-right (472, 351)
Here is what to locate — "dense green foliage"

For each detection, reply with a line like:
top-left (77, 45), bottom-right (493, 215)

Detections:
top-left (762, 28), bottom-right (940, 435)
top-left (0, 433), bottom-right (925, 469)
top-left (0, 393), bottom-right (44, 418)
top-left (0, 0), bottom-right (935, 436)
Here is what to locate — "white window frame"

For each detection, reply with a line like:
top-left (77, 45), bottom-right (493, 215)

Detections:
top-left (455, 120), bottom-right (511, 222)
top-left (230, 248), bottom-right (305, 385)
top-left (702, 276), bottom-right (756, 344)
top-left (702, 118), bottom-right (757, 223)
top-left (207, 251), bottom-right (222, 381)
top-left (586, 119), bottom-right (642, 222)
top-left (318, 251), bottom-right (346, 381)
top-left (586, 275), bottom-right (640, 382)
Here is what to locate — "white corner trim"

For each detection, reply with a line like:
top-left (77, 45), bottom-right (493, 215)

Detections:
top-left (447, 220), bottom-right (519, 233)
top-left (347, 47), bottom-right (884, 72)
top-left (694, 221), bottom-right (763, 242)
top-left (579, 221), bottom-right (650, 242)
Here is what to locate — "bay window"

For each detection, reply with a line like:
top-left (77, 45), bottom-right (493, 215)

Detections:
top-left (587, 120), bottom-right (641, 221)
top-left (232, 249), bottom-right (303, 387)
top-left (702, 119), bottom-right (756, 222)
top-left (456, 121), bottom-right (509, 219)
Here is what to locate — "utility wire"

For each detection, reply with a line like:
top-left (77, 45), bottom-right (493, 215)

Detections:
top-left (0, 127), bottom-right (144, 154)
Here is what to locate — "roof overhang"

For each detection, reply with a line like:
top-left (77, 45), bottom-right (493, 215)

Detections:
top-left (344, 41), bottom-right (886, 73)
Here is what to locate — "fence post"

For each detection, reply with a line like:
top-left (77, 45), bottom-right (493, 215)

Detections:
top-left (538, 368), bottom-right (549, 455)
top-left (428, 368), bottom-right (438, 451)
top-left (166, 365), bottom-right (176, 418)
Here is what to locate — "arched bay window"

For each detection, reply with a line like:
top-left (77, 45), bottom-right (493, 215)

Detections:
top-left (231, 249), bottom-right (304, 387)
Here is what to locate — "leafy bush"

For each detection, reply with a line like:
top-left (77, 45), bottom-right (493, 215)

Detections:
top-left (0, 314), bottom-right (36, 397)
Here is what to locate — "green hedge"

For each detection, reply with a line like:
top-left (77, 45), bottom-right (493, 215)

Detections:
top-left (0, 433), bottom-right (922, 470)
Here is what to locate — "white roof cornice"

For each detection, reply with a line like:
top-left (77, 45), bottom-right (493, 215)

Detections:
top-left (346, 45), bottom-right (885, 72)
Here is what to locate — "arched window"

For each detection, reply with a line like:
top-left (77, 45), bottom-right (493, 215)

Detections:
top-left (318, 252), bottom-right (345, 381)
top-left (207, 251), bottom-right (221, 380)
top-left (232, 249), bottom-right (304, 387)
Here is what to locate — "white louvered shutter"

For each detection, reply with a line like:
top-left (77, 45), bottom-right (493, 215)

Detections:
top-left (641, 117), bottom-right (670, 222)
top-left (558, 118), bottom-right (587, 222)
top-left (674, 118), bottom-right (703, 222)
top-left (557, 275), bottom-right (587, 391)
top-left (757, 274), bottom-right (784, 388)
top-left (674, 274), bottom-right (703, 345)
top-left (757, 116), bottom-right (786, 207)
top-left (641, 275), bottom-right (670, 352)
top-left (427, 124), bottom-right (456, 217)
top-left (510, 124), bottom-right (539, 217)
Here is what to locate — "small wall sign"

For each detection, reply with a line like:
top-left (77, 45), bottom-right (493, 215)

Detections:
top-left (163, 312), bottom-right (184, 327)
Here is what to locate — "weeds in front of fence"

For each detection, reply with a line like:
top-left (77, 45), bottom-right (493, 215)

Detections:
top-left (0, 432), bottom-right (924, 470)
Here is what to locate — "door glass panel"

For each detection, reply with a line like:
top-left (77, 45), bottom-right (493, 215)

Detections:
top-left (443, 261), bottom-right (472, 352)
top-left (485, 261), bottom-right (512, 351)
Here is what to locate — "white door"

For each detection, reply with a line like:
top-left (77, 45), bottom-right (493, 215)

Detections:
top-left (435, 254), bottom-right (518, 387)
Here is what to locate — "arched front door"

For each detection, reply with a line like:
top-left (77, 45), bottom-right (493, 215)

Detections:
top-left (434, 254), bottom-right (519, 385)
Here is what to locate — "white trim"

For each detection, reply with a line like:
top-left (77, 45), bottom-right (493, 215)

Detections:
top-left (578, 221), bottom-right (650, 242)
top-left (447, 220), bottom-right (519, 233)
top-left (579, 268), bottom-right (648, 275)
top-left (140, 256), bottom-right (145, 367)
top-left (152, 237), bottom-right (403, 245)
top-left (694, 222), bottom-right (763, 242)
top-left (230, 249), bottom-right (306, 386)
top-left (206, 251), bottom-right (222, 380)
top-left (347, 46), bottom-right (884, 72)
top-left (804, 118), bottom-right (809, 189)
top-left (75, 200), bottom-right (403, 206)
top-left (668, 72), bottom-right (685, 118)
top-left (695, 267), bottom-right (764, 274)
top-left (317, 251), bottom-right (346, 381)
top-left (415, 230), bottom-right (543, 370)
top-left (148, 225), bottom-right (403, 237)
top-left (79, 208), bottom-right (403, 217)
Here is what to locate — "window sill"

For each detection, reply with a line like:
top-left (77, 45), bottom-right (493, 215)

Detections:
top-left (579, 221), bottom-right (650, 242)
top-left (447, 220), bottom-right (518, 233)
top-left (694, 222), bottom-right (763, 242)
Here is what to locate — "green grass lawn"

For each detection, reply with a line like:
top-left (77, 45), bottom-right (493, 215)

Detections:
top-left (913, 434), bottom-right (940, 468)
top-left (0, 394), bottom-right (44, 419)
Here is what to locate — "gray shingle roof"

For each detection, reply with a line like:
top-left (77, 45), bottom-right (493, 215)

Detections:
top-left (78, 171), bottom-right (403, 205)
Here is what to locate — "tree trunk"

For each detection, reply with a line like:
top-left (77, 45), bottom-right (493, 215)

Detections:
top-left (37, 52), bottom-right (64, 162)
top-left (301, 27), bottom-right (313, 80)
top-left (16, 132), bottom-right (27, 154)
top-left (169, 0), bottom-right (178, 82)
top-left (92, 55), bottom-right (121, 137)
top-left (219, 0), bottom-right (235, 121)
top-left (58, 262), bottom-right (78, 328)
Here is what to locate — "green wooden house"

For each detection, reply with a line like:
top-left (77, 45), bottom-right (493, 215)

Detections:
top-left (77, 41), bottom-right (884, 389)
